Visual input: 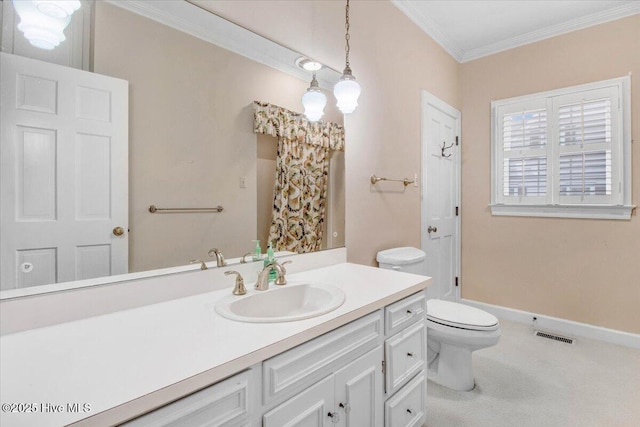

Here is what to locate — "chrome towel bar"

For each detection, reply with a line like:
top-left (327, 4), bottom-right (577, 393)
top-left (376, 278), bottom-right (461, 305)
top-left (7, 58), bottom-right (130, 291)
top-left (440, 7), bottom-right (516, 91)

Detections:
top-left (149, 205), bottom-right (224, 213)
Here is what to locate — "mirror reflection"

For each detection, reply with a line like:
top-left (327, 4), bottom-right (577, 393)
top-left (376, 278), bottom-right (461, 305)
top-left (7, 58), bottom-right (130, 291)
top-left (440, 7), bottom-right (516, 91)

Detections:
top-left (0, 0), bottom-right (345, 297)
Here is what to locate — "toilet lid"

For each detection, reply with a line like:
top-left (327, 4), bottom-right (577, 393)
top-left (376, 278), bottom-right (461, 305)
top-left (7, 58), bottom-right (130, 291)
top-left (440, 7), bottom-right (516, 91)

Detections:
top-left (427, 299), bottom-right (499, 331)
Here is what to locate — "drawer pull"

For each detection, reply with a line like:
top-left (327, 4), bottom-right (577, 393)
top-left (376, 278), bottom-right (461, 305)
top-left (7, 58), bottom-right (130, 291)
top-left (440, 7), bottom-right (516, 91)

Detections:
top-left (406, 309), bottom-right (413, 316)
top-left (339, 402), bottom-right (351, 413)
top-left (328, 412), bottom-right (340, 423)
top-left (407, 408), bottom-right (413, 415)
top-left (407, 352), bottom-right (414, 358)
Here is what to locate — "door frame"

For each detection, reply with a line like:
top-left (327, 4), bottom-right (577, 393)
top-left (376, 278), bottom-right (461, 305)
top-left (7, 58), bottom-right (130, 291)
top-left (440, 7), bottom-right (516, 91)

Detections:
top-left (420, 90), bottom-right (461, 300)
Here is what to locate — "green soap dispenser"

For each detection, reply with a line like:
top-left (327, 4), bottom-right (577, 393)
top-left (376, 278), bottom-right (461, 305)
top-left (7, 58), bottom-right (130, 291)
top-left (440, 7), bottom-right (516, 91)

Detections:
top-left (252, 240), bottom-right (262, 262)
top-left (264, 241), bottom-right (276, 282)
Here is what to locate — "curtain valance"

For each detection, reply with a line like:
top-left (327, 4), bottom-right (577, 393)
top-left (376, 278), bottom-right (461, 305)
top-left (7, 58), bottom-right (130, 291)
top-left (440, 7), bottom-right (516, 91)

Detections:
top-left (253, 101), bottom-right (345, 151)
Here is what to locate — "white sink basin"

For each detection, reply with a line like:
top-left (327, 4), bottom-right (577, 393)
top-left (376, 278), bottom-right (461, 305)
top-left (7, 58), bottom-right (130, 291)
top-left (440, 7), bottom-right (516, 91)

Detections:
top-left (215, 282), bottom-right (345, 323)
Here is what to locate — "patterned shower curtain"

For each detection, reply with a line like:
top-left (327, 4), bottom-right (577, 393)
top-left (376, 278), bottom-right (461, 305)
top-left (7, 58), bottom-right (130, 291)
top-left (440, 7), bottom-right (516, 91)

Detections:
top-left (253, 101), bottom-right (345, 253)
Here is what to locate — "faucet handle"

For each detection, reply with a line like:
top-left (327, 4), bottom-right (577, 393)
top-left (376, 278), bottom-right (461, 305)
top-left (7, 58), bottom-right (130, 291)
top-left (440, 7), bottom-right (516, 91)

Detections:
top-left (280, 260), bottom-right (292, 273)
top-left (274, 260), bottom-right (291, 286)
top-left (225, 270), bottom-right (247, 295)
top-left (189, 259), bottom-right (208, 270)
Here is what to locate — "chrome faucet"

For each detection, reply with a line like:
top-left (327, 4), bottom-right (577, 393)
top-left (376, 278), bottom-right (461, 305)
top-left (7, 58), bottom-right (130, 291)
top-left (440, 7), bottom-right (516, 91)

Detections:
top-left (207, 248), bottom-right (227, 267)
top-left (255, 261), bottom-right (287, 291)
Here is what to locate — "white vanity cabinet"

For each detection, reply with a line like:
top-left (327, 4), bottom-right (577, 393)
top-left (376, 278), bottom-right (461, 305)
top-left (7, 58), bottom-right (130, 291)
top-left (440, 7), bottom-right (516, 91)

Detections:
top-left (261, 291), bottom-right (427, 427)
top-left (383, 292), bottom-right (428, 427)
top-left (263, 347), bottom-right (384, 427)
top-left (125, 291), bottom-right (427, 427)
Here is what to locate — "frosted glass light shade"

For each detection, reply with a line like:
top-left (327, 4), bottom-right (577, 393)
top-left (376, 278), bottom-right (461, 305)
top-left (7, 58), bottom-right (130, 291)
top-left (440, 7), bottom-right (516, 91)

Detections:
top-left (333, 76), bottom-right (361, 114)
top-left (302, 89), bottom-right (327, 122)
top-left (12, 0), bottom-right (74, 50)
top-left (33, 0), bottom-right (81, 19)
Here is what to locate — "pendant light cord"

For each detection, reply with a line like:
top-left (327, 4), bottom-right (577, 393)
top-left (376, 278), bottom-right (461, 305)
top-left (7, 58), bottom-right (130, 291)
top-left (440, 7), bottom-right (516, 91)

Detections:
top-left (344, 0), bottom-right (351, 69)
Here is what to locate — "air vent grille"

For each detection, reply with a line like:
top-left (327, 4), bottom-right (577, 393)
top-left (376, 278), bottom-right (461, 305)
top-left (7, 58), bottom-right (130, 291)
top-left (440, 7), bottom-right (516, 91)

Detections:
top-left (534, 330), bottom-right (574, 344)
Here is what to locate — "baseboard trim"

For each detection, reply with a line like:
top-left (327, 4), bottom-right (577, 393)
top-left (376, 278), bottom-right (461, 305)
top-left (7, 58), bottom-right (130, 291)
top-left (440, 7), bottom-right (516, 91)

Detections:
top-left (460, 299), bottom-right (640, 350)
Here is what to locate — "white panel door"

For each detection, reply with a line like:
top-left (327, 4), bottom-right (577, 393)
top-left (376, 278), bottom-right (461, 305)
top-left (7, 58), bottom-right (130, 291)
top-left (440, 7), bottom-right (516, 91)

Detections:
top-left (421, 92), bottom-right (460, 301)
top-left (1, 52), bottom-right (128, 290)
top-left (334, 346), bottom-right (383, 427)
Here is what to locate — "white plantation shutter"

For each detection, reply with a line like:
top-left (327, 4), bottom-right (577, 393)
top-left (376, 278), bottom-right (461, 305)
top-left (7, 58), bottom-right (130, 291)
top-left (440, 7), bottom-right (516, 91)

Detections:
top-left (502, 108), bottom-right (548, 199)
top-left (554, 88), bottom-right (619, 205)
top-left (496, 100), bottom-right (549, 204)
top-left (491, 77), bottom-right (631, 219)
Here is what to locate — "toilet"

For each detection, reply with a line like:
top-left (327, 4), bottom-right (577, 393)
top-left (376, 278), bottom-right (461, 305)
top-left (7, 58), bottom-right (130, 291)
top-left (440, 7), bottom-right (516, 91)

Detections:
top-left (377, 247), bottom-right (501, 392)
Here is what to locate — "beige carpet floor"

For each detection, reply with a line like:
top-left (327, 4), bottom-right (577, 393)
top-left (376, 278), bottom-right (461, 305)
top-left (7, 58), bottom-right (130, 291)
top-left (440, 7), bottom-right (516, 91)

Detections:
top-left (426, 319), bottom-right (640, 427)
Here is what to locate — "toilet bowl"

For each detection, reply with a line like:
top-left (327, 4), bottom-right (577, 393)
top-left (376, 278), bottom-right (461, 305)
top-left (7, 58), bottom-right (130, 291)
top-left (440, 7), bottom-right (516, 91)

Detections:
top-left (426, 299), bottom-right (500, 391)
top-left (375, 247), bottom-right (500, 391)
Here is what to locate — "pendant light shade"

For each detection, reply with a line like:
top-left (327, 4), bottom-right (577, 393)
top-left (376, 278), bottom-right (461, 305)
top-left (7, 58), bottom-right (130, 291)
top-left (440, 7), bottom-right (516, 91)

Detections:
top-left (302, 74), bottom-right (327, 122)
top-left (334, 0), bottom-right (361, 115)
top-left (33, 0), bottom-right (80, 19)
top-left (333, 67), bottom-right (361, 114)
top-left (11, 0), bottom-right (79, 50)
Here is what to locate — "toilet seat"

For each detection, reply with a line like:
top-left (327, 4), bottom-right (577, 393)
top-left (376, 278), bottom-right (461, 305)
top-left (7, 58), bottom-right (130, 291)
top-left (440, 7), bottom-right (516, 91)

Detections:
top-left (427, 299), bottom-right (499, 331)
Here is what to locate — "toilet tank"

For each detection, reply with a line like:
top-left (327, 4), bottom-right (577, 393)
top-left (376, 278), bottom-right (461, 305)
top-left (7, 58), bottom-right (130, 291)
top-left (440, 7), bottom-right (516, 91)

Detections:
top-left (376, 247), bottom-right (426, 275)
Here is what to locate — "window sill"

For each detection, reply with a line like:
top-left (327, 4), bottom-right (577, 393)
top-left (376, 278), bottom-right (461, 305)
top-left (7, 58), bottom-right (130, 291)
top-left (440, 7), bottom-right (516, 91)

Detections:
top-left (489, 204), bottom-right (636, 220)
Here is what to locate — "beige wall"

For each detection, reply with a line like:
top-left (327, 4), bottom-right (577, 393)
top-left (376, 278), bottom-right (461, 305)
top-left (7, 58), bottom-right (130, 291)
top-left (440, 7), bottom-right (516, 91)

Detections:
top-left (96, 2), bottom-right (636, 332)
top-left (200, 0), bottom-right (461, 266)
top-left (93, 2), bottom-right (342, 272)
top-left (460, 15), bottom-right (640, 333)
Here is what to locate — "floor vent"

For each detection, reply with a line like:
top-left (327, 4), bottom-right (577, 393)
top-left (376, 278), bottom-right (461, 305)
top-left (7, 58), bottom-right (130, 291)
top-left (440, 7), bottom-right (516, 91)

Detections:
top-left (534, 330), bottom-right (574, 344)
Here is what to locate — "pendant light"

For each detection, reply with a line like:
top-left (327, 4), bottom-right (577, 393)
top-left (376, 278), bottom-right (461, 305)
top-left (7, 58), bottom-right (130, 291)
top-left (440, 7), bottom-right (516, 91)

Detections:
top-left (302, 73), bottom-right (327, 122)
top-left (333, 0), bottom-right (361, 114)
top-left (33, 0), bottom-right (81, 19)
top-left (12, 0), bottom-right (81, 50)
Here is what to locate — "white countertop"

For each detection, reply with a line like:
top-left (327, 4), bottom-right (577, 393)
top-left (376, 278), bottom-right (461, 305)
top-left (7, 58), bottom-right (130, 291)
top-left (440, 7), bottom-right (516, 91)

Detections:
top-left (0, 263), bottom-right (430, 426)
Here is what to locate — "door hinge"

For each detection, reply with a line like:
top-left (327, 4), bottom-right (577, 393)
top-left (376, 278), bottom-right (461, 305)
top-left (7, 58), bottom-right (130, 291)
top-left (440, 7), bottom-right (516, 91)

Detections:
top-left (382, 360), bottom-right (386, 375)
top-left (455, 277), bottom-right (459, 287)
top-left (455, 206), bottom-right (459, 216)
top-left (455, 136), bottom-right (459, 146)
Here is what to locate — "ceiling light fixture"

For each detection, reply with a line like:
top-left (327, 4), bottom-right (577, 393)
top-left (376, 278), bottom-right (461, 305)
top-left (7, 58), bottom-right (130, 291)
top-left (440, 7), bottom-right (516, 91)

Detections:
top-left (333, 0), bottom-right (361, 114)
top-left (302, 73), bottom-right (327, 122)
top-left (11, 0), bottom-right (81, 50)
top-left (296, 57), bottom-right (323, 72)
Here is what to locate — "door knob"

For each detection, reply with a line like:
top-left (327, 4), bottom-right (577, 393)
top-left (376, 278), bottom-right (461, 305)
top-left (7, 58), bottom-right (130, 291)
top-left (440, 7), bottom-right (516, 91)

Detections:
top-left (113, 226), bottom-right (125, 236)
top-left (427, 226), bottom-right (437, 233)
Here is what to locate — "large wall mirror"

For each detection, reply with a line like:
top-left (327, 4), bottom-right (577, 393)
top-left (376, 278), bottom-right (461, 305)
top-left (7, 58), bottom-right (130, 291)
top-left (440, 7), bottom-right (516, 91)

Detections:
top-left (0, 0), bottom-right (345, 299)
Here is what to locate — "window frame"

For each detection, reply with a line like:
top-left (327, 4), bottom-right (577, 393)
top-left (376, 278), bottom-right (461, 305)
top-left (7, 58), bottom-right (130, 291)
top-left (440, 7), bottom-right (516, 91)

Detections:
top-left (490, 76), bottom-right (634, 220)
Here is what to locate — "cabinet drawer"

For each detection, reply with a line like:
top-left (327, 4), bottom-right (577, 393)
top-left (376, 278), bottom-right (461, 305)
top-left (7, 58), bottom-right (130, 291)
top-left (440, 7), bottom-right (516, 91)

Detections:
top-left (124, 370), bottom-right (251, 427)
top-left (385, 320), bottom-right (426, 396)
top-left (384, 371), bottom-right (426, 427)
top-left (263, 310), bottom-right (383, 405)
top-left (384, 292), bottom-right (425, 337)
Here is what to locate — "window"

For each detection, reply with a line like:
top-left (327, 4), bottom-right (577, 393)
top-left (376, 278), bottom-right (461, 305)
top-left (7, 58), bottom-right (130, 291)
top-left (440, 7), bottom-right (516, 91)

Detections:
top-left (490, 77), bottom-right (633, 219)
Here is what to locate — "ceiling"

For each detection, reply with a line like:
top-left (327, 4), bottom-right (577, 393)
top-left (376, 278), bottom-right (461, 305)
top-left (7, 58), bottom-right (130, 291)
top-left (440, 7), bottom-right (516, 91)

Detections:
top-left (392, 0), bottom-right (640, 63)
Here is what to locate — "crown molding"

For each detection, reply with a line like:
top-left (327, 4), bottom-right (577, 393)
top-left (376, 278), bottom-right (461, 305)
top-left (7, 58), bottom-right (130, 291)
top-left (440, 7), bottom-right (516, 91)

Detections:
top-left (392, 0), bottom-right (640, 64)
top-left (103, 0), bottom-right (340, 90)
top-left (390, 0), bottom-right (464, 62)
top-left (461, 2), bottom-right (640, 62)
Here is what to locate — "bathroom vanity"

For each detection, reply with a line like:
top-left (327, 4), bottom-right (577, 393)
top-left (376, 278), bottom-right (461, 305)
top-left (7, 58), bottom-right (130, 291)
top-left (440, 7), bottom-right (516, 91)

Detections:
top-left (0, 255), bottom-right (431, 427)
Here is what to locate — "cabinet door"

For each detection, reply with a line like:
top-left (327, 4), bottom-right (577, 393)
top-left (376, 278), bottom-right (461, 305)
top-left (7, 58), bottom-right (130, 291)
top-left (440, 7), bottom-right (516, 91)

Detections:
top-left (334, 346), bottom-right (384, 427)
top-left (263, 375), bottom-right (335, 427)
top-left (124, 370), bottom-right (251, 427)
